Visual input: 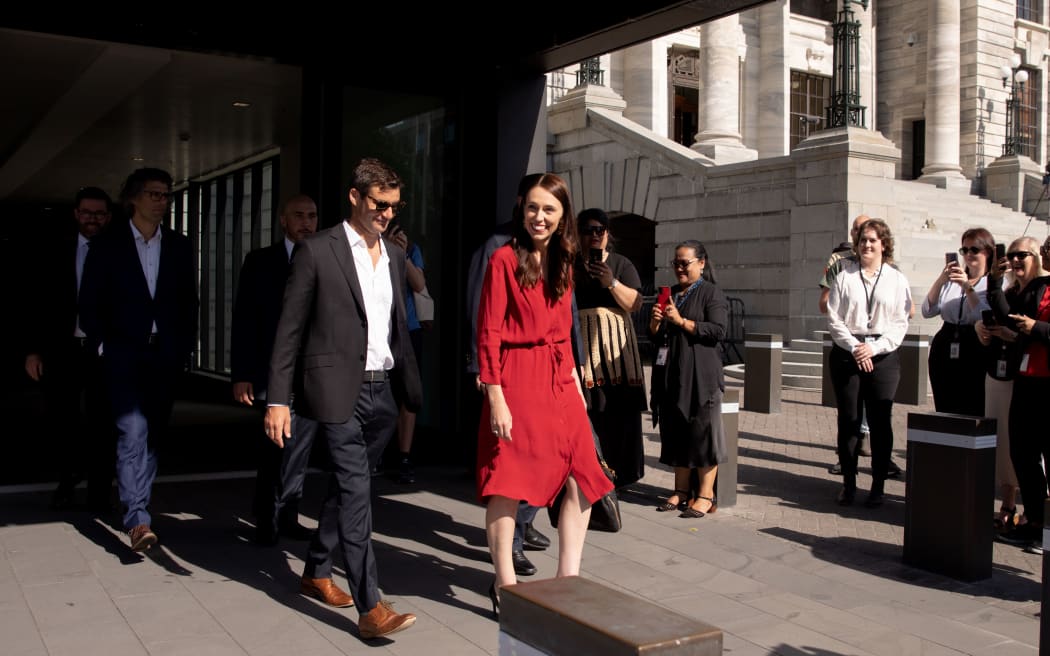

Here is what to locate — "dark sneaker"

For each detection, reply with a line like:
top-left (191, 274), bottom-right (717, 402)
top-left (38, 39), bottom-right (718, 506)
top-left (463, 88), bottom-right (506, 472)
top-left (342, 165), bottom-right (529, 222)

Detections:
top-left (397, 458), bottom-right (415, 484)
top-left (886, 459), bottom-right (902, 478)
top-left (828, 462), bottom-right (842, 475)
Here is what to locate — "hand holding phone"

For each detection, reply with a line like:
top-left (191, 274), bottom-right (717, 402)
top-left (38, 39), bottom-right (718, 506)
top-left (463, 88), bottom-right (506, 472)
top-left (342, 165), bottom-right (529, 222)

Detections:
top-left (945, 251), bottom-right (959, 266)
top-left (656, 286), bottom-right (671, 308)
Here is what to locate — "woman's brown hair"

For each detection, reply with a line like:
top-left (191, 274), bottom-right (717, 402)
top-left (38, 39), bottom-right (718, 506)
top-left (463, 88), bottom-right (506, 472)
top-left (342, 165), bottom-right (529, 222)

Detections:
top-left (509, 173), bottom-right (578, 299)
top-left (853, 218), bottom-right (895, 263)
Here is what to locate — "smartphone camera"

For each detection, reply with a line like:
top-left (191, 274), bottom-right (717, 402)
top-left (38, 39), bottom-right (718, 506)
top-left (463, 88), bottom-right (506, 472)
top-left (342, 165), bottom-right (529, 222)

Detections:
top-left (982, 309), bottom-right (996, 327)
top-left (995, 243), bottom-right (1006, 260)
top-left (945, 251), bottom-right (959, 265)
top-left (589, 248), bottom-right (603, 265)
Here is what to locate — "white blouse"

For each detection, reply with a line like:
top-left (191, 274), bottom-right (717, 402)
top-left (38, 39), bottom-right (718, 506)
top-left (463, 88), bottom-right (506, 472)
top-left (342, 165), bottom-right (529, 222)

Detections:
top-left (827, 259), bottom-right (912, 355)
top-left (920, 275), bottom-right (989, 325)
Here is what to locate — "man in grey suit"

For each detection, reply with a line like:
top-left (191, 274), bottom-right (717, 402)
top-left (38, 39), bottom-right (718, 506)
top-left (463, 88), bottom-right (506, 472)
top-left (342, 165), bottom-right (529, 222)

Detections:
top-left (264, 158), bottom-right (422, 640)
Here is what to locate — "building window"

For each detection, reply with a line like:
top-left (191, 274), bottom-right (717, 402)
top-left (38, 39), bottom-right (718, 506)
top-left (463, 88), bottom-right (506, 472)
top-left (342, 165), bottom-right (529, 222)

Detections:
top-left (791, 0), bottom-right (837, 22)
top-left (1017, 0), bottom-right (1042, 23)
top-left (1016, 68), bottom-right (1041, 160)
top-left (170, 156), bottom-right (279, 374)
top-left (790, 70), bottom-right (831, 149)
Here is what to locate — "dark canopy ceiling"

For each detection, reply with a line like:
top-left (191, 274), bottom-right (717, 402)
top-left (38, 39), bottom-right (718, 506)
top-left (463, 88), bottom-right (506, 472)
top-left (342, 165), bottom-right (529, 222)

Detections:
top-left (0, 1), bottom-right (768, 205)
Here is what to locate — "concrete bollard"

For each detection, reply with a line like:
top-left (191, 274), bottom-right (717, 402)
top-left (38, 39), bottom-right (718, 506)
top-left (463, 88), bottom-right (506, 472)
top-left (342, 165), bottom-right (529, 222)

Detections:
top-left (716, 388), bottom-right (740, 509)
top-left (819, 330), bottom-right (835, 408)
top-left (743, 333), bottom-right (782, 413)
top-left (903, 412), bottom-right (996, 581)
top-left (499, 576), bottom-right (722, 655)
top-left (894, 332), bottom-right (929, 405)
top-left (1041, 499), bottom-right (1050, 656)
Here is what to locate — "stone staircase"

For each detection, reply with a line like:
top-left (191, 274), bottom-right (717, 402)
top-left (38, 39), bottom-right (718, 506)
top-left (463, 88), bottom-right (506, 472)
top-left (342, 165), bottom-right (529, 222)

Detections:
top-left (885, 178), bottom-right (1049, 334)
top-left (724, 334), bottom-right (823, 390)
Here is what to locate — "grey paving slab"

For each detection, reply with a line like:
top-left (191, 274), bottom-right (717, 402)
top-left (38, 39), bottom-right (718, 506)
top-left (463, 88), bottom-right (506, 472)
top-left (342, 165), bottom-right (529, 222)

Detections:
top-left (0, 384), bottom-right (1042, 655)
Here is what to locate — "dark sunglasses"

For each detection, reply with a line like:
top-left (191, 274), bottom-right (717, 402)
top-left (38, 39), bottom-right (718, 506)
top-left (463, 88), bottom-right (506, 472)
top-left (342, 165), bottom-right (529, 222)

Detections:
top-left (671, 258), bottom-right (699, 269)
top-left (581, 225), bottom-right (607, 236)
top-left (1007, 251), bottom-right (1036, 261)
top-left (364, 193), bottom-right (406, 215)
top-left (958, 246), bottom-right (983, 256)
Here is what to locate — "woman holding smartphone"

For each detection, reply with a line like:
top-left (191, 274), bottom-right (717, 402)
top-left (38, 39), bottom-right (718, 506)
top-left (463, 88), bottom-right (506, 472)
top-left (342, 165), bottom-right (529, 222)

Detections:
top-left (648, 240), bottom-right (728, 518)
top-left (920, 228), bottom-right (994, 415)
top-left (574, 208), bottom-right (647, 488)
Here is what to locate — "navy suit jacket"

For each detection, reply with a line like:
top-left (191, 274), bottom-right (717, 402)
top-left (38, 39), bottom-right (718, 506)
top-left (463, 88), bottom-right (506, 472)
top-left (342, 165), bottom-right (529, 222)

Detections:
top-left (230, 242), bottom-right (290, 393)
top-left (24, 237), bottom-right (80, 362)
top-left (267, 225), bottom-right (422, 423)
top-left (79, 220), bottom-right (198, 369)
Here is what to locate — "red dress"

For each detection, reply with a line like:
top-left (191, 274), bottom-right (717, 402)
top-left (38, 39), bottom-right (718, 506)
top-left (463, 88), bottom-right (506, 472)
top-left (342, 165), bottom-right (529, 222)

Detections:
top-left (476, 245), bottom-right (614, 507)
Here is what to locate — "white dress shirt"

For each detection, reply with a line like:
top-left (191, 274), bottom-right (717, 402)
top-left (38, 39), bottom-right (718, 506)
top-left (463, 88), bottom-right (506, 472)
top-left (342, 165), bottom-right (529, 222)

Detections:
top-left (74, 234), bottom-right (90, 337)
top-left (130, 221), bottom-right (162, 333)
top-left (827, 258), bottom-right (912, 355)
top-left (342, 222), bottom-right (394, 371)
top-left (284, 237), bottom-right (295, 262)
top-left (920, 276), bottom-right (989, 324)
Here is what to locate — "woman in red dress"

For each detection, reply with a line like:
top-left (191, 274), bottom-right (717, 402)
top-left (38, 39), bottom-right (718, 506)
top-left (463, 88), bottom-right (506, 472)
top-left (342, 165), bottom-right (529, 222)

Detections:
top-left (476, 173), bottom-right (614, 616)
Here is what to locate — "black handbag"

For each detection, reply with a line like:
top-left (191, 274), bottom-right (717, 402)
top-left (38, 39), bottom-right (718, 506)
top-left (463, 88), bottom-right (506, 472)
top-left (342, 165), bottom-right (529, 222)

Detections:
top-left (548, 424), bottom-right (623, 532)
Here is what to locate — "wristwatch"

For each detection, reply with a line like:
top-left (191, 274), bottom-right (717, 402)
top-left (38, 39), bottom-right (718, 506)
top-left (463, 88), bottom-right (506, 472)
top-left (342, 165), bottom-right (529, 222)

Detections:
top-left (608, 278), bottom-right (619, 290)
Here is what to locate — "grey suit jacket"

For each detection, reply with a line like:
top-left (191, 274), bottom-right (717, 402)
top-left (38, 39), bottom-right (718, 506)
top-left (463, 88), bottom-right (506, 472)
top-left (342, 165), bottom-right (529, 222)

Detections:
top-left (267, 224), bottom-right (422, 423)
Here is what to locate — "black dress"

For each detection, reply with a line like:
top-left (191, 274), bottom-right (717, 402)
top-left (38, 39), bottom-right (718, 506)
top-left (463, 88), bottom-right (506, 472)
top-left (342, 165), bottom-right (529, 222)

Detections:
top-left (574, 252), bottom-right (647, 487)
top-left (650, 280), bottom-right (729, 469)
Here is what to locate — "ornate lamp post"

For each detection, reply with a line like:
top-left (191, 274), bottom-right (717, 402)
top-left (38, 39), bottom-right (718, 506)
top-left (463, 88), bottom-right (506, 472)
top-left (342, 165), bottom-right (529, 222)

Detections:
top-left (575, 57), bottom-right (604, 87)
top-left (1001, 53), bottom-right (1029, 156)
top-left (826, 0), bottom-right (868, 128)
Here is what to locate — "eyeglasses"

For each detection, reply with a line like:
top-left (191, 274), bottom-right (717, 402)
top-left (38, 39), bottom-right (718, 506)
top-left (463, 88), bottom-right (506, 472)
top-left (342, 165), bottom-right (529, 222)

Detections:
top-left (581, 225), bottom-right (607, 236)
top-left (142, 190), bottom-right (173, 202)
top-left (1007, 251), bottom-right (1036, 261)
top-left (77, 209), bottom-right (109, 219)
top-left (364, 193), bottom-right (406, 216)
top-left (958, 246), bottom-right (983, 256)
top-left (671, 258), bottom-right (699, 269)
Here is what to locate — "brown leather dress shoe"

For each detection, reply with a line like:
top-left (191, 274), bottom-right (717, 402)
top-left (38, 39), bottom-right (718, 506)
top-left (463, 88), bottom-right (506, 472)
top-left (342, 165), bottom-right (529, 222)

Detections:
top-left (300, 577), bottom-right (354, 607)
top-left (128, 524), bottom-right (157, 552)
top-left (358, 600), bottom-right (416, 639)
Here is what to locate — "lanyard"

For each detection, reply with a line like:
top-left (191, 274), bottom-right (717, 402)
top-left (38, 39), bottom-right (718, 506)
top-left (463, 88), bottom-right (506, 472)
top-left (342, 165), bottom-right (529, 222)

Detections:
top-left (675, 279), bottom-right (703, 309)
top-left (861, 264), bottom-right (883, 331)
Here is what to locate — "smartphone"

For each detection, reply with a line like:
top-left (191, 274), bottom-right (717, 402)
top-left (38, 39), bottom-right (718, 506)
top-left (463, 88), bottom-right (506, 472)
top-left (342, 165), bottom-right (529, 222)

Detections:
top-left (589, 248), bottom-right (603, 265)
top-left (945, 252), bottom-right (959, 265)
top-left (995, 243), bottom-right (1006, 260)
top-left (656, 286), bottom-right (672, 308)
top-left (981, 309), bottom-right (996, 327)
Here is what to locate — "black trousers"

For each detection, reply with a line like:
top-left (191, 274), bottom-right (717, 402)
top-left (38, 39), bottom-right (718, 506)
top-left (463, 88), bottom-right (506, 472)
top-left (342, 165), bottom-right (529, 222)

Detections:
top-left (829, 345), bottom-right (900, 485)
top-left (253, 400), bottom-right (320, 533)
top-left (1009, 375), bottom-right (1050, 526)
top-left (302, 379), bottom-right (397, 614)
top-left (45, 340), bottom-right (114, 502)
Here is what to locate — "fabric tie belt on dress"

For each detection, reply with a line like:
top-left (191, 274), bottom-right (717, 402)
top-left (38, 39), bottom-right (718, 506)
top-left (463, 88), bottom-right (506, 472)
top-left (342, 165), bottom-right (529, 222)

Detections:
top-left (503, 339), bottom-right (569, 390)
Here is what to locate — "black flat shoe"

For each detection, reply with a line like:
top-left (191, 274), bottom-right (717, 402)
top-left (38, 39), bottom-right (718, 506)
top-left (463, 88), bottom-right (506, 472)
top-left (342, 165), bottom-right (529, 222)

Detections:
top-left (512, 550), bottom-right (537, 576)
top-left (489, 582), bottom-right (500, 620)
top-left (837, 487), bottom-right (855, 506)
top-left (863, 491), bottom-right (884, 508)
top-left (657, 490), bottom-right (690, 512)
top-left (522, 523), bottom-right (550, 550)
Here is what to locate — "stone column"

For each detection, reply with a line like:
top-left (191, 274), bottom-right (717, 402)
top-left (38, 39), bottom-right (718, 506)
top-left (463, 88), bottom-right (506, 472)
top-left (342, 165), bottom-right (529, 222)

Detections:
top-left (622, 38), bottom-right (669, 137)
top-left (692, 13), bottom-right (757, 163)
top-left (918, 0), bottom-right (968, 189)
top-left (858, 0), bottom-right (875, 126)
top-left (757, 0), bottom-right (789, 157)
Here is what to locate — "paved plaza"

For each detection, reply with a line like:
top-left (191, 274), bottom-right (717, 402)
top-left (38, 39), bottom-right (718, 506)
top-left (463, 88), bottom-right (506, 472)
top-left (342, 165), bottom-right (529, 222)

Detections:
top-left (0, 383), bottom-right (1042, 655)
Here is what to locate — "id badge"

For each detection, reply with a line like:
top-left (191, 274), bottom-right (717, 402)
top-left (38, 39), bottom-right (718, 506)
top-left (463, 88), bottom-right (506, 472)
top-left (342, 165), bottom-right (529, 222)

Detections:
top-left (865, 336), bottom-right (876, 345)
top-left (656, 347), bottom-right (669, 366)
top-left (1020, 353), bottom-right (1030, 372)
top-left (949, 342), bottom-right (960, 359)
top-left (996, 359), bottom-right (1008, 378)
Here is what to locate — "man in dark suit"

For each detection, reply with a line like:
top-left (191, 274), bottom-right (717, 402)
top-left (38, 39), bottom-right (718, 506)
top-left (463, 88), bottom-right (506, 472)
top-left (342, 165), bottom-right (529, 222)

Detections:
top-left (25, 186), bottom-right (115, 511)
top-left (79, 168), bottom-right (198, 553)
top-left (265, 158), bottom-right (422, 640)
top-left (231, 194), bottom-right (320, 545)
